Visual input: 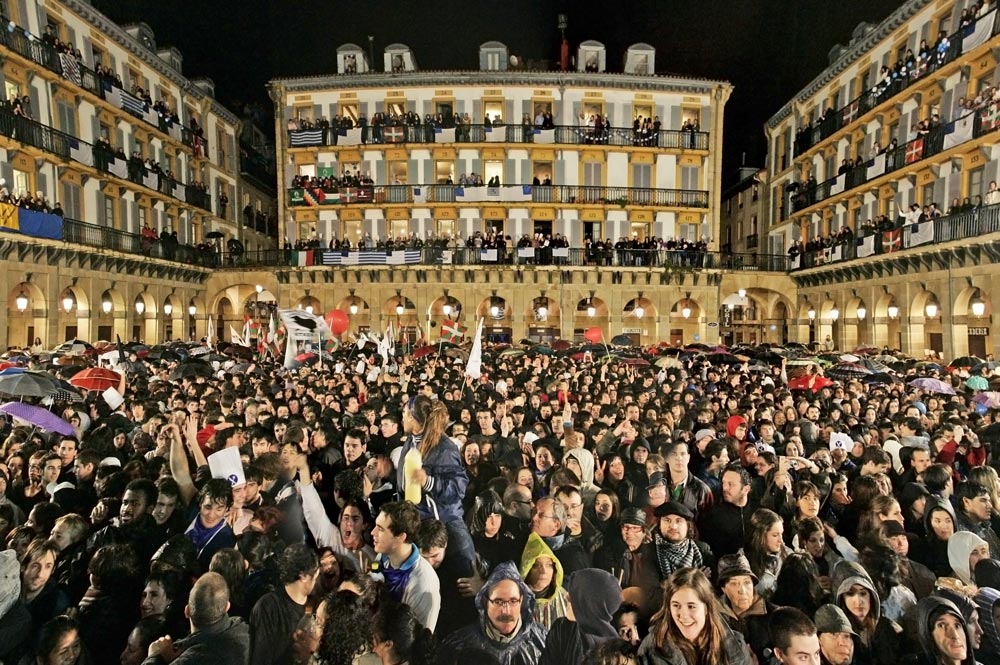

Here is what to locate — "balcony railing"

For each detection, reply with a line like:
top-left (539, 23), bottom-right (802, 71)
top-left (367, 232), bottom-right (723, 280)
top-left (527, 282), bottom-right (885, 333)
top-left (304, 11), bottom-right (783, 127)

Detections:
top-left (793, 9), bottom-right (1000, 157)
top-left (215, 246), bottom-right (789, 272)
top-left (790, 200), bottom-right (1000, 271)
top-left (287, 123), bottom-right (709, 150)
top-left (791, 102), bottom-right (1000, 214)
top-left (287, 184), bottom-right (709, 209)
top-left (0, 15), bottom-right (207, 156)
top-left (61, 217), bottom-right (222, 267)
top-left (0, 108), bottom-right (210, 212)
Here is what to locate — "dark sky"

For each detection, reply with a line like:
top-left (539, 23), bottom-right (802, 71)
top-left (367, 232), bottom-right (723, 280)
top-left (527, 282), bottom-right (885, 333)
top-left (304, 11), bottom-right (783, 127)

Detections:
top-left (94, 0), bottom-right (903, 185)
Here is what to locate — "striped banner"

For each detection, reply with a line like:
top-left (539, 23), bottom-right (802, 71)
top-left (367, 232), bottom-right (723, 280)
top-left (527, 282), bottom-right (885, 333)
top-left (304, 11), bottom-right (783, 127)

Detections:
top-left (289, 129), bottom-right (324, 147)
top-left (59, 53), bottom-right (81, 85)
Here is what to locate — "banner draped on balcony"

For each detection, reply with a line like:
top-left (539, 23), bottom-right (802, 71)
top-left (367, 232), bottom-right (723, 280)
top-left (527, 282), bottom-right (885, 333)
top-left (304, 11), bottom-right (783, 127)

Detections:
top-left (0, 203), bottom-right (63, 240)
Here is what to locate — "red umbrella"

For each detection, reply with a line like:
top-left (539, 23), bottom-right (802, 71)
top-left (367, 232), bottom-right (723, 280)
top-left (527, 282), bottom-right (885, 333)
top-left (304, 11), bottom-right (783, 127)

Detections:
top-left (69, 367), bottom-right (122, 392)
top-left (411, 346), bottom-right (435, 359)
top-left (787, 374), bottom-right (835, 392)
top-left (551, 340), bottom-right (571, 351)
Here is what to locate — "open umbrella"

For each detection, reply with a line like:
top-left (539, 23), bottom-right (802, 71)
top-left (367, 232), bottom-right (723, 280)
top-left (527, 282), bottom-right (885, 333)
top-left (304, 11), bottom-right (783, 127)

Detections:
top-left (908, 377), bottom-right (956, 395)
top-left (864, 372), bottom-right (902, 386)
top-left (610, 335), bottom-right (632, 346)
top-left (949, 356), bottom-right (983, 370)
top-left (787, 375), bottom-right (835, 392)
top-left (551, 340), bottom-right (571, 351)
top-left (973, 361), bottom-right (1000, 374)
top-left (53, 339), bottom-right (93, 355)
top-left (0, 402), bottom-right (75, 435)
top-left (826, 362), bottom-right (873, 382)
top-left (205, 231), bottom-right (225, 239)
top-left (169, 360), bottom-right (214, 381)
top-left (655, 357), bottom-right (683, 369)
top-left (411, 346), bottom-right (436, 359)
top-left (69, 367), bottom-right (122, 392)
top-left (499, 348), bottom-right (525, 358)
top-left (0, 371), bottom-right (61, 398)
top-left (966, 375), bottom-right (990, 391)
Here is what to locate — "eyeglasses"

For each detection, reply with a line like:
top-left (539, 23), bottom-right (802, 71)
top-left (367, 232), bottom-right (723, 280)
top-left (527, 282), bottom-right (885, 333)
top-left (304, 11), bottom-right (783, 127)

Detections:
top-left (533, 511), bottom-right (557, 521)
top-left (488, 597), bottom-right (522, 609)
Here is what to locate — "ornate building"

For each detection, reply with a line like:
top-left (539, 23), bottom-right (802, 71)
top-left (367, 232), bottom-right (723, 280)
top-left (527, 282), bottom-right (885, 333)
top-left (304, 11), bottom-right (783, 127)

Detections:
top-left (766, 0), bottom-right (1000, 357)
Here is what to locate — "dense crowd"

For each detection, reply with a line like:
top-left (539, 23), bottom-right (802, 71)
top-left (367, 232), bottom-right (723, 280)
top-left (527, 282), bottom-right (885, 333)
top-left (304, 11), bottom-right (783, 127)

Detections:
top-left (0, 330), bottom-right (999, 665)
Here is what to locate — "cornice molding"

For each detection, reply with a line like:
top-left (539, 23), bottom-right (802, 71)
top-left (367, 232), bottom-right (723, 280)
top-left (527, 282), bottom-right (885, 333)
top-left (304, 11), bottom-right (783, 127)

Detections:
top-left (270, 70), bottom-right (732, 97)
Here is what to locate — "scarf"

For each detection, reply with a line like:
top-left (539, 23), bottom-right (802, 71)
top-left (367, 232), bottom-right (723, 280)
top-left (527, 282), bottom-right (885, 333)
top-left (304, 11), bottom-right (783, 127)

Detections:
top-left (542, 533), bottom-right (565, 552)
top-left (185, 517), bottom-right (226, 555)
top-left (484, 614), bottom-right (523, 644)
top-left (654, 532), bottom-right (702, 576)
top-left (378, 545), bottom-right (420, 602)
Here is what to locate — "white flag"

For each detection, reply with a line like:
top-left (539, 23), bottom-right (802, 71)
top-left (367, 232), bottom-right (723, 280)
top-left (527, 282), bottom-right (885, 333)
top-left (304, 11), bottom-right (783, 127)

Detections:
top-left (279, 309), bottom-right (332, 341)
top-left (207, 316), bottom-right (215, 346)
top-left (356, 333), bottom-right (367, 350)
top-left (465, 317), bottom-right (485, 379)
top-left (230, 326), bottom-right (245, 347)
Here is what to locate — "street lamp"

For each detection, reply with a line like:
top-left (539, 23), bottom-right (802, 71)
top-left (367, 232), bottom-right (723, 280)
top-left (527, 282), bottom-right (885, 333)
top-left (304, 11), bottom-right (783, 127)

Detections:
top-left (255, 284), bottom-right (263, 295)
top-left (971, 292), bottom-right (986, 317)
top-left (15, 286), bottom-right (28, 312)
top-left (62, 293), bottom-right (74, 313)
top-left (135, 299), bottom-right (145, 315)
top-left (887, 304), bottom-right (899, 319)
top-left (925, 299), bottom-right (938, 318)
top-left (305, 304), bottom-right (314, 315)
top-left (738, 288), bottom-right (747, 299)
top-left (102, 296), bottom-right (113, 315)
top-left (681, 303), bottom-right (692, 319)
top-left (188, 303), bottom-right (197, 317)
top-left (164, 302), bottom-right (173, 316)
top-left (442, 302), bottom-right (452, 317)
top-left (396, 303), bottom-right (405, 316)
top-left (350, 302), bottom-right (359, 315)
top-left (829, 307), bottom-right (839, 321)
top-left (807, 307), bottom-right (816, 321)
top-left (634, 305), bottom-right (644, 319)
top-left (856, 305), bottom-right (867, 320)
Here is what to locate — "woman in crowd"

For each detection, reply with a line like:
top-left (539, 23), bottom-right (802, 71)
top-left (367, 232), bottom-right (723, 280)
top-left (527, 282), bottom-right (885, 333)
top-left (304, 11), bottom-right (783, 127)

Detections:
top-left (371, 602), bottom-right (435, 665)
top-left (832, 561), bottom-right (900, 665)
top-left (715, 554), bottom-right (772, 663)
top-left (520, 532), bottom-right (570, 630)
top-left (910, 497), bottom-right (957, 577)
top-left (636, 567), bottom-right (752, 665)
top-left (742, 509), bottom-right (788, 598)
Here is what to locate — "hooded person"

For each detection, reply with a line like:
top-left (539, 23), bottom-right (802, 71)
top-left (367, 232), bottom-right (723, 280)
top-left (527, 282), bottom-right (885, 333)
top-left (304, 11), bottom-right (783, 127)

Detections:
top-left (947, 531), bottom-right (990, 586)
top-left (0, 549), bottom-right (31, 663)
top-left (438, 560), bottom-right (548, 665)
top-left (974, 586), bottom-right (1000, 665)
top-left (910, 496), bottom-right (957, 578)
top-left (538, 568), bottom-right (621, 665)
top-left (563, 448), bottom-right (599, 507)
top-left (831, 560), bottom-right (901, 665)
top-left (911, 595), bottom-right (978, 665)
top-left (519, 532), bottom-right (570, 630)
top-left (716, 552), bottom-right (772, 663)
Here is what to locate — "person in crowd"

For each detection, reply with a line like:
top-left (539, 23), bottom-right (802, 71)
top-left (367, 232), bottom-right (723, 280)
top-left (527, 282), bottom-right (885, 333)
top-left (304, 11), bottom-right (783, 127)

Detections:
top-left (370, 501), bottom-right (440, 632)
top-left (716, 553), bottom-right (772, 662)
top-left (520, 531), bottom-right (570, 630)
top-left (539, 568), bottom-right (622, 665)
top-left (742, 508), bottom-right (789, 598)
top-left (910, 595), bottom-right (978, 665)
top-left (145, 572), bottom-right (250, 665)
top-left (769, 607), bottom-right (822, 665)
top-left (249, 543), bottom-right (318, 665)
top-left (636, 567), bottom-right (753, 665)
top-left (814, 604), bottom-right (859, 665)
top-left (439, 560), bottom-right (548, 665)
top-left (831, 560), bottom-right (901, 665)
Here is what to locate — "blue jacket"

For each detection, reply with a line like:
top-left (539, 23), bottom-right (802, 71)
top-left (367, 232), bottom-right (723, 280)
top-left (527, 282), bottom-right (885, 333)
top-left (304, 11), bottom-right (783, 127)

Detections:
top-left (397, 434), bottom-right (469, 524)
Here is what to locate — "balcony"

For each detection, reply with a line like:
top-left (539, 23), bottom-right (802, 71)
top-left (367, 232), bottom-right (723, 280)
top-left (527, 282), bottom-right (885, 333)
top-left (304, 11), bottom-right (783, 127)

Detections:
top-left (0, 16), bottom-right (207, 156)
top-left (214, 246), bottom-right (789, 272)
top-left (793, 9), bottom-right (999, 157)
top-left (239, 141), bottom-right (277, 191)
top-left (791, 103), bottom-right (998, 215)
top-left (746, 234), bottom-right (759, 250)
top-left (0, 108), bottom-right (211, 212)
top-left (790, 201), bottom-right (1000, 271)
top-left (287, 123), bottom-right (709, 150)
top-left (287, 184), bottom-right (709, 209)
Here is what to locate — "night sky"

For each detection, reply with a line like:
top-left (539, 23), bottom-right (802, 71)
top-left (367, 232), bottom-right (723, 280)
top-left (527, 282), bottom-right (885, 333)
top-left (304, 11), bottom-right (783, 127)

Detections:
top-left (94, 0), bottom-right (903, 185)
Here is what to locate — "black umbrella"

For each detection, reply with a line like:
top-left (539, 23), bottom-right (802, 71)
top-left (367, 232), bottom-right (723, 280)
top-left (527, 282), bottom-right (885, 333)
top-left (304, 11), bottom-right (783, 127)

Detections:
top-left (205, 231), bottom-right (225, 239)
top-left (610, 334), bottom-right (632, 346)
top-left (169, 360), bottom-right (214, 381)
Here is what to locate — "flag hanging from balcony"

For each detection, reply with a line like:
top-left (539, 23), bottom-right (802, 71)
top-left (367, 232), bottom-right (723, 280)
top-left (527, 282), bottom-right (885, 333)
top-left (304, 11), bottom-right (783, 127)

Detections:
top-left (337, 128), bottom-right (364, 146)
top-left (980, 103), bottom-right (1000, 131)
top-left (943, 114), bottom-right (974, 150)
top-left (882, 229), bottom-right (902, 253)
top-left (907, 220), bottom-right (934, 248)
top-left (119, 90), bottom-right (147, 119)
top-left (441, 319), bottom-right (466, 342)
top-left (484, 126), bottom-right (506, 142)
top-left (866, 154), bottom-right (887, 180)
top-left (412, 186), bottom-right (427, 203)
top-left (108, 158), bottom-right (128, 179)
top-left (533, 128), bottom-right (556, 144)
top-left (301, 188), bottom-right (339, 206)
top-left (0, 203), bottom-right (18, 233)
top-left (68, 138), bottom-right (93, 167)
top-left (841, 101), bottom-right (860, 125)
top-left (59, 53), bottom-right (81, 86)
top-left (288, 129), bottom-right (323, 147)
top-left (856, 234), bottom-right (876, 258)
top-left (383, 126), bottom-right (405, 143)
top-left (829, 174), bottom-right (846, 195)
top-left (905, 138), bottom-right (924, 164)
top-left (480, 249), bottom-right (499, 262)
top-left (142, 170), bottom-right (159, 190)
top-left (434, 127), bottom-right (456, 142)
top-left (962, 9), bottom-right (996, 51)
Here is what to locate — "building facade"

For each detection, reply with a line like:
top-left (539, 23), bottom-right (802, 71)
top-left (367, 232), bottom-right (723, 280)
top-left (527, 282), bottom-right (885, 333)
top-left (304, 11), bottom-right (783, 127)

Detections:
top-left (766, 0), bottom-right (1000, 358)
top-left (0, 0), bottom-right (252, 347)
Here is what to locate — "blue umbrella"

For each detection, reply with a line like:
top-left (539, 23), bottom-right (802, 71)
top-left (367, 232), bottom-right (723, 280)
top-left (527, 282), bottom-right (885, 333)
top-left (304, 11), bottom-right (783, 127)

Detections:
top-left (0, 402), bottom-right (75, 435)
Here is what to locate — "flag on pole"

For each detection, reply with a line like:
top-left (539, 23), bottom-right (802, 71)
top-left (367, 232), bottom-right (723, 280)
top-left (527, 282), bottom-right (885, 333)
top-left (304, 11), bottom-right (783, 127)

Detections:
top-left (230, 326), bottom-right (246, 347)
top-left (465, 317), bottom-right (485, 379)
top-left (278, 309), bottom-right (332, 340)
top-left (207, 316), bottom-right (215, 346)
top-left (356, 333), bottom-right (368, 350)
top-left (441, 319), bottom-right (467, 342)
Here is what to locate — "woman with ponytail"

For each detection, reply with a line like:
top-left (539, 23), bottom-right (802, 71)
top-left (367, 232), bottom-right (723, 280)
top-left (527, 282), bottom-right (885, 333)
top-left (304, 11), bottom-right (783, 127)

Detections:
top-left (371, 601), bottom-right (436, 665)
top-left (399, 394), bottom-right (474, 564)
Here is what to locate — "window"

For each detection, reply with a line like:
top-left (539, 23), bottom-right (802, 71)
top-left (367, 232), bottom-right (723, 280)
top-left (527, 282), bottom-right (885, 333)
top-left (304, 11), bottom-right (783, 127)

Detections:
top-left (680, 166), bottom-right (700, 190)
top-left (738, 191), bottom-right (744, 209)
top-left (969, 166), bottom-right (985, 199)
top-left (633, 103), bottom-right (653, 123)
top-left (342, 219), bottom-right (363, 243)
top-left (484, 160), bottom-right (503, 185)
top-left (55, 100), bottom-right (77, 136)
top-left (533, 161), bottom-right (553, 183)
top-left (632, 164), bottom-right (651, 189)
top-left (101, 193), bottom-right (115, 228)
top-left (389, 219), bottom-right (408, 238)
top-left (137, 206), bottom-right (147, 229)
top-left (60, 182), bottom-right (81, 219)
top-left (216, 129), bottom-right (226, 168)
top-left (630, 221), bottom-right (649, 240)
top-left (435, 161), bottom-right (454, 184)
top-left (134, 138), bottom-right (145, 159)
top-left (4, 81), bottom-right (19, 103)
top-left (582, 101), bottom-right (604, 122)
top-left (922, 182), bottom-right (935, 206)
top-left (386, 101), bottom-right (406, 118)
top-left (679, 223), bottom-right (699, 241)
top-left (340, 103), bottom-right (359, 124)
top-left (12, 169), bottom-right (29, 199)
top-left (583, 162), bottom-right (602, 187)
top-left (99, 123), bottom-right (111, 143)
top-left (388, 161), bottom-right (407, 184)
top-left (752, 184), bottom-right (759, 201)
top-left (91, 45), bottom-right (105, 67)
top-left (484, 99), bottom-right (504, 124)
top-left (437, 219), bottom-right (456, 239)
